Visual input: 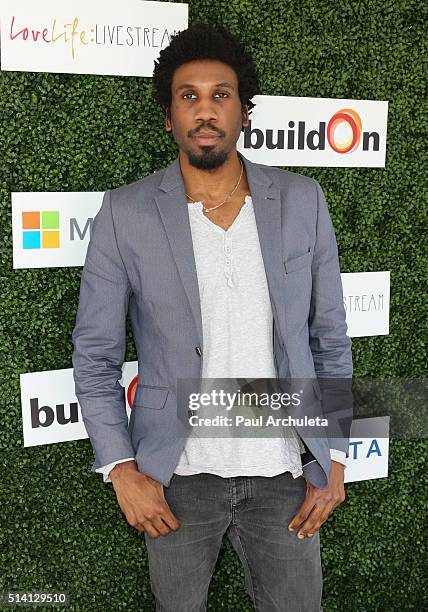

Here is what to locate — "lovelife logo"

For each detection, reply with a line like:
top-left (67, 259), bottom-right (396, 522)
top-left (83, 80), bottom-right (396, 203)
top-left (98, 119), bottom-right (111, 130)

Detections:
top-left (8, 15), bottom-right (174, 61)
top-left (22, 210), bottom-right (60, 249)
top-left (327, 108), bottom-right (362, 154)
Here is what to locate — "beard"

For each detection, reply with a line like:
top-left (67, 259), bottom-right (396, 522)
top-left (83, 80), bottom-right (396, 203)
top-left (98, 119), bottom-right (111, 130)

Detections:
top-left (185, 143), bottom-right (230, 171)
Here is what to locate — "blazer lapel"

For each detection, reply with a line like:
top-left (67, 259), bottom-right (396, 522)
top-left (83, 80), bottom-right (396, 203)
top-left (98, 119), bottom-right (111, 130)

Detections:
top-left (153, 152), bottom-right (285, 348)
top-left (154, 157), bottom-right (204, 345)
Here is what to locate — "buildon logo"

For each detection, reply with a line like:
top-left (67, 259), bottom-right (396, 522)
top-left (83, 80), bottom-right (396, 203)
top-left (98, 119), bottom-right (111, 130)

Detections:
top-left (327, 108), bottom-right (363, 154)
top-left (243, 108), bottom-right (379, 154)
top-left (22, 210), bottom-right (60, 249)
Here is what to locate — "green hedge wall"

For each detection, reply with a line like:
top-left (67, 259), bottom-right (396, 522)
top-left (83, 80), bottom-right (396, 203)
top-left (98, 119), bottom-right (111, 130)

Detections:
top-left (1, 1), bottom-right (426, 610)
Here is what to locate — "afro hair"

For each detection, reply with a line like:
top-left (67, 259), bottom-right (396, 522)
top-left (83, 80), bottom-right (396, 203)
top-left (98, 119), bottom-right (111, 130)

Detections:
top-left (152, 21), bottom-right (260, 118)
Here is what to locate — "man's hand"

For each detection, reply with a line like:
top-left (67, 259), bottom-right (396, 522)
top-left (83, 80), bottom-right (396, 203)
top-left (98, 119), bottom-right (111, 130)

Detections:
top-left (110, 460), bottom-right (181, 538)
top-left (288, 460), bottom-right (346, 539)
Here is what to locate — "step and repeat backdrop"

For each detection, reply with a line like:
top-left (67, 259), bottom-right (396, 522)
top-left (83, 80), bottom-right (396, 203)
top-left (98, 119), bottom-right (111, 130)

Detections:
top-left (5, 0), bottom-right (427, 610)
top-left (4, 0), bottom-right (391, 484)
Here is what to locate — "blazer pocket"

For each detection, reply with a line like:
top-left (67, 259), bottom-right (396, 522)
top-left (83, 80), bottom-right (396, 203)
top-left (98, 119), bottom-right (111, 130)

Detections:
top-left (133, 384), bottom-right (169, 409)
top-left (283, 248), bottom-right (312, 274)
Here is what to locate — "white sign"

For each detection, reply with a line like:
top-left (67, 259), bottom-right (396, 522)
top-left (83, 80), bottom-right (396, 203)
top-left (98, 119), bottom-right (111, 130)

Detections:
top-left (342, 271), bottom-right (390, 337)
top-left (20, 364), bottom-right (389, 483)
top-left (20, 361), bottom-right (138, 447)
top-left (1, 0), bottom-right (188, 77)
top-left (344, 416), bottom-right (390, 482)
top-left (237, 95), bottom-right (388, 167)
top-left (12, 191), bottom-right (104, 269)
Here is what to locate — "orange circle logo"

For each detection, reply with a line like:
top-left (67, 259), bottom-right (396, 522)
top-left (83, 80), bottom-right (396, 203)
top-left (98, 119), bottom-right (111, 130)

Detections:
top-left (127, 375), bottom-right (139, 409)
top-left (327, 108), bottom-right (362, 153)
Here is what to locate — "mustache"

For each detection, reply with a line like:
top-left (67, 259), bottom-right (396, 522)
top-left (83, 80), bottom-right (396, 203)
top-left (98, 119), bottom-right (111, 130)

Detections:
top-left (190, 126), bottom-right (224, 137)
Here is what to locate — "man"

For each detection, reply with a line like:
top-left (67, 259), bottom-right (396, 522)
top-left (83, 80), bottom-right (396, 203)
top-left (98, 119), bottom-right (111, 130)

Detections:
top-left (72, 22), bottom-right (353, 612)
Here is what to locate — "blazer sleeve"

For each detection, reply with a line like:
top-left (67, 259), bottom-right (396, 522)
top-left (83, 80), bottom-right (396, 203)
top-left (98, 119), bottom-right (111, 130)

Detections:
top-left (308, 179), bottom-right (354, 456)
top-left (72, 189), bottom-right (136, 469)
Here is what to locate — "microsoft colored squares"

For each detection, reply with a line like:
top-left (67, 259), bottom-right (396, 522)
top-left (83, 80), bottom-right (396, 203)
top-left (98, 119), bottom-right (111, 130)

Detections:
top-left (22, 211), bottom-right (60, 249)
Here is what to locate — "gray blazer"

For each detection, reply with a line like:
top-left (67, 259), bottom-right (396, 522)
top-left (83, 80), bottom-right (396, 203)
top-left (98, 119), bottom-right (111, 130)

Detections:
top-left (72, 151), bottom-right (353, 489)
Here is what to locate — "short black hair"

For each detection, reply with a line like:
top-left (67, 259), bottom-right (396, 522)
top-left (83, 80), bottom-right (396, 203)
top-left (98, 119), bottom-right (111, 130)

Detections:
top-left (152, 22), bottom-right (260, 118)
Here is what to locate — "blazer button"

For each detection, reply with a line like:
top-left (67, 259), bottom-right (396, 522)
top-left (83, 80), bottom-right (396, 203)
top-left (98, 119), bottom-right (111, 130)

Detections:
top-left (195, 346), bottom-right (202, 356)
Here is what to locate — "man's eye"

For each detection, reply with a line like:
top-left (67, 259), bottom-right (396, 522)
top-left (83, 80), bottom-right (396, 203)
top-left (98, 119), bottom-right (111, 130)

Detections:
top-left (182, 92), bottom-right (229, 99)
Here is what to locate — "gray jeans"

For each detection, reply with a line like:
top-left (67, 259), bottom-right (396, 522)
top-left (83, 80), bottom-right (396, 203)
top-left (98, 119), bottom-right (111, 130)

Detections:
top-left (144, 471), bottom-right (323, 612)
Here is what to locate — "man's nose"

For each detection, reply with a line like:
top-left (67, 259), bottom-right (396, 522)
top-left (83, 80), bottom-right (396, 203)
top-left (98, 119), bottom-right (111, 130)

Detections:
top-left (193, 98), bottom-right (218, 124)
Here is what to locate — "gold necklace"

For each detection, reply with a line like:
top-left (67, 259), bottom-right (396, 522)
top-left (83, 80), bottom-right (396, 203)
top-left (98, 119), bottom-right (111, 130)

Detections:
top-left (185, 159), bottom-right (244, 213)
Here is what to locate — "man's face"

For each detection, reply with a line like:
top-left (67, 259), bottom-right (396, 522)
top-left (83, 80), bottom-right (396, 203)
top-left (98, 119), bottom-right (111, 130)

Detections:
top-left (166, 59), bottom-right (249, 170)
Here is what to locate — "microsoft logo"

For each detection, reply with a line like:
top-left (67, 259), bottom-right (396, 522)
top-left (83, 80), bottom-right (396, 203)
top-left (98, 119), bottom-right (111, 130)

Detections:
top-left (22, 211), bottom-right (60, 249)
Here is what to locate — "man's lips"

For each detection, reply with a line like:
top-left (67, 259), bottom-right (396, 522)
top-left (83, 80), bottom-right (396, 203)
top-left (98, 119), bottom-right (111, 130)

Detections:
top-left (193, 131), bottom-right (221, 143)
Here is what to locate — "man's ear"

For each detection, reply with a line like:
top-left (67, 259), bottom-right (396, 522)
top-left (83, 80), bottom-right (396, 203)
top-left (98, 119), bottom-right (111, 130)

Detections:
top-left (165, 107), bottom-right (172, 132)
top-left (242, 104), bottom-right (249, 130)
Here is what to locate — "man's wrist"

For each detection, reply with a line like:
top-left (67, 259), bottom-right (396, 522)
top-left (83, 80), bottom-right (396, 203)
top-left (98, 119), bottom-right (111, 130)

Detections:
top-left (109, 459), bottom-right (138, 483)
top-left (330, 448), bottom-right (347, 466)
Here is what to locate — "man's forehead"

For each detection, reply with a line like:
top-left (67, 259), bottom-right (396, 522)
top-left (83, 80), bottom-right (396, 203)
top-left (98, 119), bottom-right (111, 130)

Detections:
top-left (172, 61), bottom-right (238, 87)
top-left (174, 81), bottom-right (236, 94)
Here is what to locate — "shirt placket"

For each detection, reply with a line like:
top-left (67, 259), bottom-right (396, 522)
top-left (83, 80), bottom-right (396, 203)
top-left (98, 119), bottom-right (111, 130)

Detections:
top-left (224, 232), bottom-right (234, 288)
